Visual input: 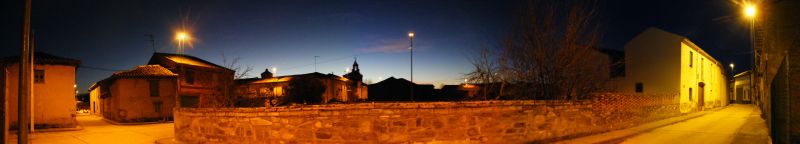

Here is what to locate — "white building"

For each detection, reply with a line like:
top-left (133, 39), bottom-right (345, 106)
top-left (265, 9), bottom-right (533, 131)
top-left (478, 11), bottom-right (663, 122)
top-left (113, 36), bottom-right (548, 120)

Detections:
top-left (613, 28), bottom-right (729, 113)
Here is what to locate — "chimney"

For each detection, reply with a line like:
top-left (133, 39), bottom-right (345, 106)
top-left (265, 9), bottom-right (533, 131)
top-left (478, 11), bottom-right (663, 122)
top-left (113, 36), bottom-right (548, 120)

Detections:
top-left (260, 68), bottom-right (273, 78)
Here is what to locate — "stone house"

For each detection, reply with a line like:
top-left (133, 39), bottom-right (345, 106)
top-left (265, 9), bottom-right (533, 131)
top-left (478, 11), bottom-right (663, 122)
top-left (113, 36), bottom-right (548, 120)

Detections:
top-left (89, 65), bottom-right (178, 122)
top-left (731, 70), bottom-right (752, 104)
top-left (235, 61), bottom-right (367, 106)
top-left (147, 53), bottom-right (234, 108)
top-left (610, 27), bottom-right (729, 113)
top-left (0, 52), bottom-right (80, 129)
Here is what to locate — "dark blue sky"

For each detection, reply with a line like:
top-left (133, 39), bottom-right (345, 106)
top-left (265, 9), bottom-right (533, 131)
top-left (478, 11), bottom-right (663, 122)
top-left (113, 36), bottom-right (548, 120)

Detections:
top-left (1, 0), bottom-right (753, 92)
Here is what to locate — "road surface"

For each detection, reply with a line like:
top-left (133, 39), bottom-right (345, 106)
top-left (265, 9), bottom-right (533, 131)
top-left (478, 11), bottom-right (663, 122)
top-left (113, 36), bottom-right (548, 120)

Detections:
top-left (8, 115), bottom-right (173, 144)
top-left (621, 104), bottom-right (770, 144)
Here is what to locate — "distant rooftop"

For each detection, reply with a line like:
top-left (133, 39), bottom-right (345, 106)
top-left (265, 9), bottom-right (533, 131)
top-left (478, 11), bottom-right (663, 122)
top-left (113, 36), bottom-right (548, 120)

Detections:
top-left (149, 52), bottom-right (231, 71)
top-left (113, 65), bottom-right (177, 77)
top-left (0, 52), bottom-right (81, 67)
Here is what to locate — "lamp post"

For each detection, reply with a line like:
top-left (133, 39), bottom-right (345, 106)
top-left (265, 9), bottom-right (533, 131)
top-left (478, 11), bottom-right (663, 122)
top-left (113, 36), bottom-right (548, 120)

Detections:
top-left (175, 31), bottom-right (190, 54)
top-left (743, 3), bottom-right (757, 107)
top-left (745, 4), bottom-right (756, 66)
top-left (408, 32), bottom-right (415, 102)
top-left (730, 62), bottom-right (735, 103)
top-left (729, 63), bottom-right (735, 81)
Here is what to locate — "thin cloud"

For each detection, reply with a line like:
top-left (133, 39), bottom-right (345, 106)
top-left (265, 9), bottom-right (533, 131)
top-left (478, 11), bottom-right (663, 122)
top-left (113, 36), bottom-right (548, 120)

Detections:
top-left (358, 39), bottom-right (425, 53)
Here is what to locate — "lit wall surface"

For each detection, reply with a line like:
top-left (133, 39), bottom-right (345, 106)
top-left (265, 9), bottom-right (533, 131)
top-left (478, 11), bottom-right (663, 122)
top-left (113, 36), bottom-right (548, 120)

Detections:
top-left (616, 28), bottom-right (728, 113)
top-left (680, 41), bottom-right (728, 113)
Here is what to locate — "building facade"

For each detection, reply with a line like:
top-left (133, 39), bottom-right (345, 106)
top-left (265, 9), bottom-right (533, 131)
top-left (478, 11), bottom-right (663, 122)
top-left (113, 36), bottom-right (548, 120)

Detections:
top-left (750, 1), bottom-right (800, 142)
top-left (731, 70), bottom-right (752, 104)
top-left (235, 61), bottom-right (367, 106)
top-left (612, 28), bottom-right (728, 113)
top-left (147, 53), bottom-right (234, 108)
top-left (89, 65), bottom-right (178, 122)
top-left (1, 52), bottom-right (80, 129)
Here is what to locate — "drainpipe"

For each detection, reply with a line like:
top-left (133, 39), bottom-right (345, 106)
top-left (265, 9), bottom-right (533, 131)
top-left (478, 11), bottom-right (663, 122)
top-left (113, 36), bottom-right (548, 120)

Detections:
top-left (785, 50), bottom-right (790, 142)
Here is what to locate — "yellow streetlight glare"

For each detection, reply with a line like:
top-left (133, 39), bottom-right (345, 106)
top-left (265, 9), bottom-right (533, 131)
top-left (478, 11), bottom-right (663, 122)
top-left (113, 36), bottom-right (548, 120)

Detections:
top-left (744, 5), bottom-right (756, 18)
top-left (408, 32), bottom-right (415, 38)
top-left (176, 32), bottom-right (190, 41)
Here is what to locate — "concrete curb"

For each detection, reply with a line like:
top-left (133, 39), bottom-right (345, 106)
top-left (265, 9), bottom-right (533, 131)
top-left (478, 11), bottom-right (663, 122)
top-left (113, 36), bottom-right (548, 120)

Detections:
top-left (555, 106), bottom-right (729, 144)
top-left (102, 118), bottom-right (173, 125)
top-left (8, 126), bottom-right (83, 134)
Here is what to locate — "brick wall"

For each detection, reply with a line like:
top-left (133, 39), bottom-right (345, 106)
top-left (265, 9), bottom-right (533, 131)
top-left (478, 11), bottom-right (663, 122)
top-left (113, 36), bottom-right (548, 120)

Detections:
top-left (174, 93), bottom-right (683, 143)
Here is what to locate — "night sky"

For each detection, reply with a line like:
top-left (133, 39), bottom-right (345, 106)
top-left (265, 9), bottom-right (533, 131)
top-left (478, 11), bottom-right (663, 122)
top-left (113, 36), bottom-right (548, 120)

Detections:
top-left (1, 0), bottom-right (753, 93)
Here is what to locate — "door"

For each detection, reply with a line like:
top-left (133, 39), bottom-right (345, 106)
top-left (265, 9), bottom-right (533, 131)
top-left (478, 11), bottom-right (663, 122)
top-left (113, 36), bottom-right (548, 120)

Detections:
top-left (698, 82), bottom-right (705, 111)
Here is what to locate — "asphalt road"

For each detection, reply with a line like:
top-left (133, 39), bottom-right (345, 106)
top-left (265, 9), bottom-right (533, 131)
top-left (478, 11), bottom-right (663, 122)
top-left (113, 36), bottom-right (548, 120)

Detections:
top-left (621, 104), bottom-right (770, 144)
top-left (8, 115), bottom-right (173, 144)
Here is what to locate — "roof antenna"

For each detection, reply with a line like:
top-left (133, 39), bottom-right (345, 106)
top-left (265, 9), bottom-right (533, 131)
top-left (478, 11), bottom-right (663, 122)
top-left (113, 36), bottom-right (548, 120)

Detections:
top-left (146, 34), bottom-right (156, 53)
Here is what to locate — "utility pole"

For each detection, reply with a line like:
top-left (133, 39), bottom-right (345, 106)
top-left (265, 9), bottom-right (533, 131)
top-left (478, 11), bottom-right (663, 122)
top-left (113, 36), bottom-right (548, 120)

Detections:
top-left (18, 0), bottom-right (33, 143)
top-left (408, 32), bottom-right (415, 102)
top-left (146, 34), bottom-right (156, 52)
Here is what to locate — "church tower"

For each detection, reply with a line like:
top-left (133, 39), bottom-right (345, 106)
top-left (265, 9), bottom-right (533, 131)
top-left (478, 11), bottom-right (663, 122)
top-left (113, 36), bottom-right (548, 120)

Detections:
top-left (344, 58), bottom-right (362, 82)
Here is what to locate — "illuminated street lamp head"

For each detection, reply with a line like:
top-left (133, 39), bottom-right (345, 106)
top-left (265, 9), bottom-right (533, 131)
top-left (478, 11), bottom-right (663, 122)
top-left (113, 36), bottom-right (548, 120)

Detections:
top-left (408, 32), bottom-right (415, 38)
top-left (175, 32), bottom-right (190, 41)
top-left (744, 5), bottom-right (756, 18)
top-left (730, 63), bottom-right (735, 69)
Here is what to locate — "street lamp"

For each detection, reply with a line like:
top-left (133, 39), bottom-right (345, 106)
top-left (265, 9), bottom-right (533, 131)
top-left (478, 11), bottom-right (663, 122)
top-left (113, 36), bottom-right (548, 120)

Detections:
top-left (742, 3), bottom-right (757, 106)
top-left (408, 32), bottom-right (415, 102)
top-left (175, 31), bottom-right (190, 54)
top-left (744, 5), bottom-right (756, 18)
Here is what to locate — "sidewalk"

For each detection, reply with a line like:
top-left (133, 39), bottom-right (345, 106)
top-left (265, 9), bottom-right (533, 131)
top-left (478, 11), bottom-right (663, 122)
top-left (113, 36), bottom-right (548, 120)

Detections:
top-left (556, 105), bottom-right (726, 144)
top-left (7, 115), bottom-right (174, 144)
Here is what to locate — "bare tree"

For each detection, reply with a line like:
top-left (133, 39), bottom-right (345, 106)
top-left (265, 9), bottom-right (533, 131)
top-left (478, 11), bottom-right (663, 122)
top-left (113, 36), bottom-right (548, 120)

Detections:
top-left (466, 46), bottom-right (499, 100)
top-left (469, 0), bottom-right (609, 100)
top-left (221, 52), bottom-right (253, 79)
top-left (206, 52), bottom-right (254, 108)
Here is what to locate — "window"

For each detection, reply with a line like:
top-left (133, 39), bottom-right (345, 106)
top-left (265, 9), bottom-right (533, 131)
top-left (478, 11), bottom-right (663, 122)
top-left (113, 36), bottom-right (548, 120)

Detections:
top-left (689, 88), bottom-right (693, 101)
top-left (185, 70), bottom-right (195, 84)
top-left (689, 51), bottom-right (693, 67)
top-left (34, 69), bottom-right (44, 83)
top-left (149, 80), bottom-right (159, 97)
top-left (273, 87), bottom-right (283, 96)
top-left (700, 58), bottom-right (704, 81)
top-left (153, 102), bottom-right (163, 113)
top-left (635, 82), bottom-right (643, 93)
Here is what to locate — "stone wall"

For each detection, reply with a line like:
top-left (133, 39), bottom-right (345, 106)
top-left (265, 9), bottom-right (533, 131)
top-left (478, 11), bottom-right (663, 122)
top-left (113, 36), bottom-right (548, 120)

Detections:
top-left (175, 94), bottom-right (682, 143)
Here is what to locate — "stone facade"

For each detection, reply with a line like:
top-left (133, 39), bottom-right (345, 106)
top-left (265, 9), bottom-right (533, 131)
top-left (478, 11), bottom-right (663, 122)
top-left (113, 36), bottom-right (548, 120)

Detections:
top-left (175, 93), bottom-right (684, 143)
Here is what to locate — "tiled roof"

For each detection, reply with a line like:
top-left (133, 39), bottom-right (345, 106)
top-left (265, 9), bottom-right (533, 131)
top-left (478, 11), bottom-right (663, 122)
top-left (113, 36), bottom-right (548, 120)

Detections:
top-left (0, 52), bottom-right (81, 66)
top-left (89, 65), bottom-right (176, 91)
top-left (149, 53), bottom-right (231, 71)
top-left (113, 65), bottom-right (177, 77)
top-left (242, 72), bottom-right (349, 84)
